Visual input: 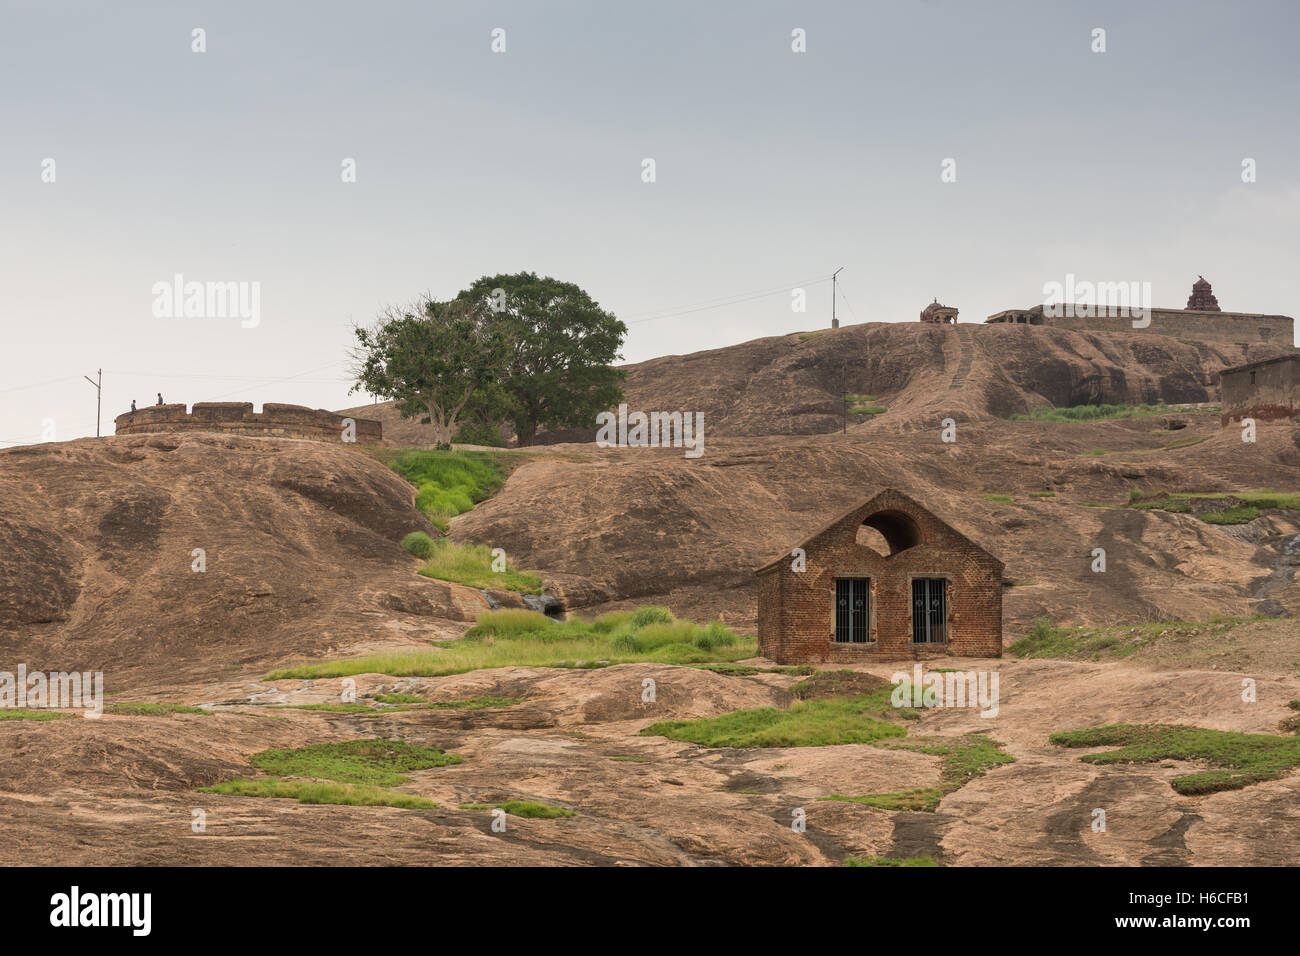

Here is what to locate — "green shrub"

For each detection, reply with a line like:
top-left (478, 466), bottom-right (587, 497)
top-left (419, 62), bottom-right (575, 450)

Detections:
top-left (401, 531), bottom-right (438, 559)
top-left (466, 608), bottom-right (554, 639)
top-left (631, 606), bottom-right (675, 628)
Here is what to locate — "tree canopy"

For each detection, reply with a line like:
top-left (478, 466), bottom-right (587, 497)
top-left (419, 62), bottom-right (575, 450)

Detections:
top-left (355, 273), bottom-right (627, 447)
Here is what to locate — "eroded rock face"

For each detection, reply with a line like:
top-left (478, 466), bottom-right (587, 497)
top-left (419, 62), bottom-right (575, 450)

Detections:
top-left (0, 517), bottom-right (80, 626)
top-left (0, 433), bottom-right (478, 685)
top-left (452, 418), bottom-right (1300, 630)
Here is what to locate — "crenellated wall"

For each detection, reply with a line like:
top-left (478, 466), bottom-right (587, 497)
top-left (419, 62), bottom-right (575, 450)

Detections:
top-left (113, 403), bottom-right (382, 443)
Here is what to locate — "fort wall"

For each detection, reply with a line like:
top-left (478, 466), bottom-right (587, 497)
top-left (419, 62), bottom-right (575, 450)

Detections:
top-left (113, 403), bottom-right (382, 443)
top-left (986, 305), bottom-right (1293, 346)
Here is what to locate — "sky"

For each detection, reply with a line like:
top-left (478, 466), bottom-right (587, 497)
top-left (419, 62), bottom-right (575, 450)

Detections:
top-left (2, 0), bottom-right (1297, 445)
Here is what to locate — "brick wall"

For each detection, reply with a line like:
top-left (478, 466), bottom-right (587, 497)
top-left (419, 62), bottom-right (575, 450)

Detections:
top-left (113, 403), bottom-right (383, 443)
top-left (757, 489), bottom-right (1003, 663)
top-left (1220, 355), bottom-right (1300, 423)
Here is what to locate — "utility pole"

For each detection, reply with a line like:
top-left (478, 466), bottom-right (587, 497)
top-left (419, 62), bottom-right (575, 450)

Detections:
top-left (83, 369), bottom-right (102, 437)
top-left (831, 266), bottom-right (843, 329)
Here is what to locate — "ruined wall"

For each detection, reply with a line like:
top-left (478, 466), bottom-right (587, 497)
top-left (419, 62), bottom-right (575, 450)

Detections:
top-left (1220, 355), bottom-right (1300, 423)
top-left (757, 490), bottom-right (1003, 664)
top-left (113, 403), bottom-right (382, 443)
top-left (989, 306), bottom-right (1293, 346)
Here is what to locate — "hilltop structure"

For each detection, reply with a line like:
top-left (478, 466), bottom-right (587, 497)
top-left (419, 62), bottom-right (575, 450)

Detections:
top-left (986, 277), bottom-right (1291, 345)
top-left (114, 402), bottom-right (382, 443)
top-left (756, 488), bottom-right (1003, 663)
top-left (1186, 275), bottom-right (1221, 311)
top-left (919, 299), bottom-right (958, 324)
top-left (1219, 354), bottom-right (1300, 424)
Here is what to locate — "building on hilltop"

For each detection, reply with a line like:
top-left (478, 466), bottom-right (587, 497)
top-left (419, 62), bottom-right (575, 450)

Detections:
top-left (919, 299), bottom-right (958, 324)
top-left (1219, 354), bottom-right (1300, 424)
top-left (985, 276), bottom-right (1291, 345)
top-left (113, 402), bottom-right (382, 443)
top-left (1186, 275), bottom-right (1221, 311)
top-left (756, 488), bottom-right (1003, 664)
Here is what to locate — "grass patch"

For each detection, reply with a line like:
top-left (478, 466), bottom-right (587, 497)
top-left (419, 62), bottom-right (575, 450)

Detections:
top-left (882, 734), bottom-right (1015, 790)
top-left (415, 538), bottom-right (543, 593)
top-left (844, 855), bottom-right (938, 867)
top-left (104, 702), bottom-right (209, 716)
top-left (1009, 615), bottom-right (1265, 661)
top-left (642, 684), bottom-right (910, 748)
top-left (201, 779), bottom-right (434, 809)
top-left (1028, 491), bottom-right (1056, 498)
top-left (1049, 723), bottom-right (1300, 795)
top-left (267, 606), bottom-right (754, 680)
top-left (370, 692), bottom-right (424, 705)
top-left (1010, 403), bottom-right (1215, 423)
top-left (384, 448), bottom-right (507, 531)
top-left (1198, 506), bottom-right (1261, 525)
top-left (248, 739), bottom-right (463, 786)
top-left (0, 708), bottom-right (67, 721)
top-left (274, 702), bottom-right (383, 713)
top-left (823, 788), bottom-right (944, 811)
top-left (820, 733), bottom-right (1014, 811)
top-left (427, 696), bottom-right (522, 710)
top-left (1132, 490), bottom-right (1298, 521)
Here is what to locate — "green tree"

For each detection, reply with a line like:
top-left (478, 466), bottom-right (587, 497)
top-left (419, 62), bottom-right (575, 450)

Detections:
top-left (456, 273), bottom-right (627, 446)
top-left (351, 297), bottom-right (505, 448)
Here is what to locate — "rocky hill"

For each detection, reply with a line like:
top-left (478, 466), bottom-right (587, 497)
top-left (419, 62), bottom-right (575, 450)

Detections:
top-left (0, 432), bottom-right (483, 687)
top-left (341, 321), bottom-right (1289, 441)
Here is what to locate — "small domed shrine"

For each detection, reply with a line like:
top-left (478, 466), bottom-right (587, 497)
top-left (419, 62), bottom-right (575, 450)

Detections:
top-left (1186, 276), bottom-right (1221, 312)
top-left (919, 299), bottom-right (958, 324)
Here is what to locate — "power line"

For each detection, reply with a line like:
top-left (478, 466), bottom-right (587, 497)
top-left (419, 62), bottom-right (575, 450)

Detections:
top-left (0, 374), bottom-right (83, 394)
top-left (624, 274), bottom-right (833, 325)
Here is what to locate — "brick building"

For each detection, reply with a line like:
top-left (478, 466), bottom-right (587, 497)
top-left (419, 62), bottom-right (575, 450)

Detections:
top-left (756, 488), bottom-right (1003, 663)
top-left (1219, 354), bottom-right (1300, 424)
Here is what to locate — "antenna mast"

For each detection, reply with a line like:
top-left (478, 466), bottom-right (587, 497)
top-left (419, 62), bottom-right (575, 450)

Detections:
top-left (831, 267), bottom-right (843, 329)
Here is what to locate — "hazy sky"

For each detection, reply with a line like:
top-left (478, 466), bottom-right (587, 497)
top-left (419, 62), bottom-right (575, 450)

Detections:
top-left (3, 0), bottom-right (1297, 445)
